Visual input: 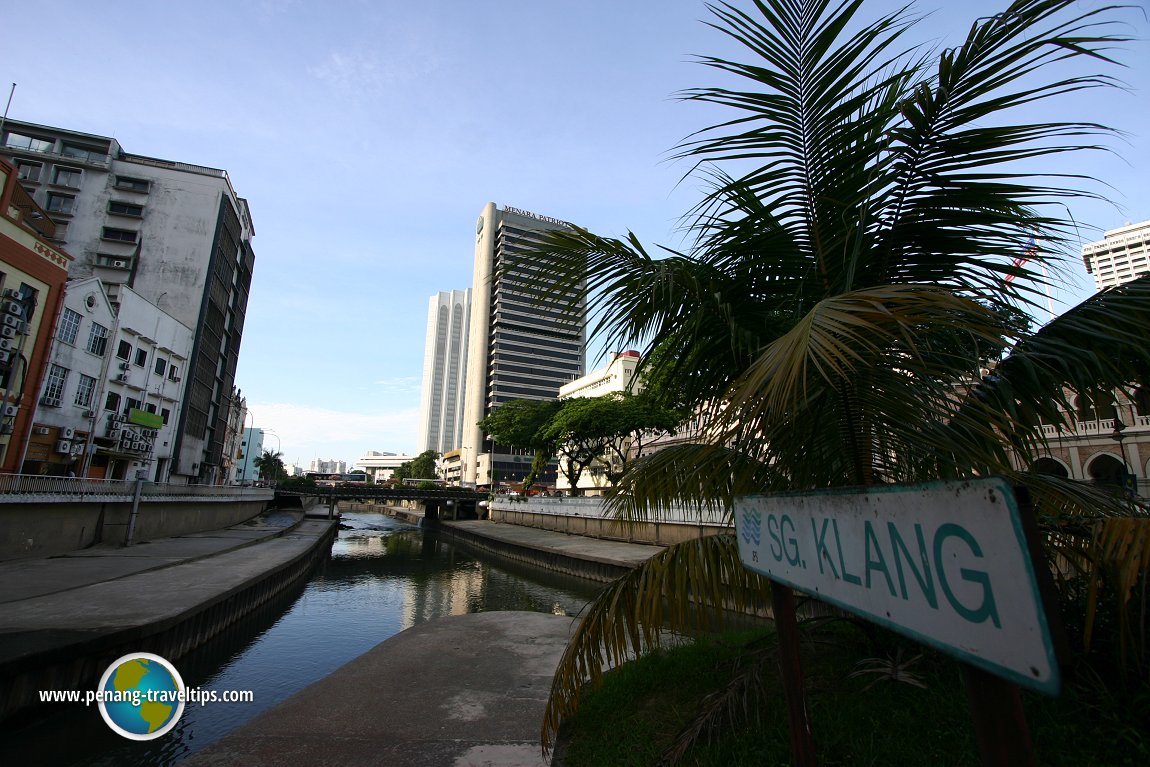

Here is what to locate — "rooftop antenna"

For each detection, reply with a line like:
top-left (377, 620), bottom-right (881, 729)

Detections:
top-left (0, 83), bottom-right (15, 137)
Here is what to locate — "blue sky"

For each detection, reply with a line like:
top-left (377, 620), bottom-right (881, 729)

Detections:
top-left (3, 0), bottom-right (1147, 468)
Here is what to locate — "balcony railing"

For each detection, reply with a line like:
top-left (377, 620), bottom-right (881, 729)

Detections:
top-left (0, 474), bottom-right (272, 501)
top-left (1041, 414), bottom-right (1150, 437)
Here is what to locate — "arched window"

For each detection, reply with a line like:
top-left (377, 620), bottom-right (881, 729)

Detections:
top-left (1086, 454), bottom-right (1125, 486)
top-left (1030, 457), bottom-right (1069, 478)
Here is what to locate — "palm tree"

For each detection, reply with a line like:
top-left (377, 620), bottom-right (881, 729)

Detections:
top-left (252, 449), bottom-right (285, 484)
top-left (530, 0), bottom-right (1150, 751)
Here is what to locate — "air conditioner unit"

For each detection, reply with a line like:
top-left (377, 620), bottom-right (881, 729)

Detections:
top-left (118, 362), bottom-right (131, 370)
top-left (0, 351), bottom-right (11, 365)
top-left (71, 444), bottom-right (84, 456)
top-left (0, 326), bottom-right (15, 339)
top-left (33, 426), bottom-right (50, 436)
top-left (112, 260), bottom-right (127, 268)
top-left (55, 440), bottom-right (71, 453)
top-left (111, 414), bottom-right (124, 424)
top-left (0, 338), bottom-right (13, 351)
top-left (1, 315), bottom-right (18, 328)
top-left (0, 423), bottom-right (13, 435)
top-left (62, 427), bottom-right (75, 439)
top-left (40, 396), bottom-right (61, 408)
top-left (5, 301), bottom-right (22, 316)
top-left (2, 288), bottom-right (21, 300)
top-left (116, 373), bottom-right (129, 382)
top-left (2, 404), bottom-right (18, 417)
top-left (83, 409), bottom-right (96, 418)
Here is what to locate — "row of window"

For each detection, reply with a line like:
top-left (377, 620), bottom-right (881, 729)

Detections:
top-left (43, 363), bottom-right (173, 424)
top-left (56, 308), bottom-right (181, 380)
top-left (40, 193), bottom-right (144, 219)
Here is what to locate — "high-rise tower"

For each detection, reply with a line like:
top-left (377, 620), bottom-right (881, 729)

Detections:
top-left (417, 289), bottom-right (471, 455)
top-left (460, 203), bottom-right (586, 486)
top-left (1082, 220), bottom-right (1150, 291)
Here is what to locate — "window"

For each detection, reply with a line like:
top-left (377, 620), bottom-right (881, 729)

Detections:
top-left (74, 374), bottom-right (97, 408)
top-left (57, 308), bottom-right (82, 345)
top-left (60, 143), bottom-right (107, 164)
top-left (101, 227), bottom-right (137, 243)
top-left (104, 391), bottom-right (121, 412)
top-left (85, 323), bottom-right (109, 356)
top-left (116, 340), bottom-right (132, 360)
top-left (161, 408), bottom-right (170, 425)
top-left (167, 365), bottom-right (180, 381)
top-left (108, 201), bottom-right (144, 217)
top-left (145, 403), bottom-right (157, 414)
top-left (15, 161), bottom-right (41, 182)
top-left (53, 166), bottom-right (82, 188)
top-left (97, 254), bottom-right (132, 269)
top-left (154, 358), bottom-right (167, 376)
top-left (114, 176), bottom-right (150, 193)
top-left (125, 397), bottom-right (141, 415)
top-left (133, 348), bottom-right (147, 367)
top-left (43, 364), bottom-right (69, 404)
top-left (45, 193), bottom-right (75, 214)
top-left (4, 132), bottom-right (53, 153)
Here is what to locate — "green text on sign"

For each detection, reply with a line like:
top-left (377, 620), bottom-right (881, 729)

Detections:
top-left (734, 478), bottom-right (1059, 694)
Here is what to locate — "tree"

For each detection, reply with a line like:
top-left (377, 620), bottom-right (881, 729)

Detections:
top-left (252, 449), bottom-right (285, 483)
top-left (478, 398), bottom-right (563, 489)
top-left (529, 0), bottom-right (1150, 752)
top-left (541, 393), bottom-right (682, 492)
top-left (393, 449), bottom-right (439, 482)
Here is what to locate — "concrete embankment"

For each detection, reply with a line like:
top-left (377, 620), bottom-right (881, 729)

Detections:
top-left (0, 509), bottom-right (337, 722)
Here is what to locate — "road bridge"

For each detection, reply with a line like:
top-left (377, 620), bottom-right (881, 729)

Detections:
top-left (278, 485), bottom-right (488, 522)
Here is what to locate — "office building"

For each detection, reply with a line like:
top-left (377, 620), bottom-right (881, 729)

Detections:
top-left (417, 289), bottom-right (471, 455)
top-left (1082, 220), bottom-right (1150, 290)
top-left (0, 119), bottom-right (255, 483)
top-left (460, 203), bottom-right (586, 486)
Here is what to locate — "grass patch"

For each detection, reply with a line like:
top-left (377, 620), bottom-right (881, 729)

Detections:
top-left (555, 620), bottom-right (1150, 766)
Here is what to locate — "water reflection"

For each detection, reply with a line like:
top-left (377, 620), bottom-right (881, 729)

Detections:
top-left (0, 511), bottom-right (601, 766)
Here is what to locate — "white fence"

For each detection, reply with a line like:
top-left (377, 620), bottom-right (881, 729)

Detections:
top-left (492, 495), bottom-right (731, 527)
top-left (0, 474), bottom-right (274, 502)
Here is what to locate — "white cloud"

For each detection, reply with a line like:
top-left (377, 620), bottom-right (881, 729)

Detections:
top-left (248, 401), bottom-right (418, 465)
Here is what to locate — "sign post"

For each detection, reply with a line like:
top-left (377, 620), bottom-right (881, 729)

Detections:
top-left (734, 478), bottom-right (1063, 765)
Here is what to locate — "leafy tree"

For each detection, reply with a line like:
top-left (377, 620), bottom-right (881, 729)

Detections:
top-left (526, 0), bottom-right (1150, 751)
top-left (478, 398), bottom-right (563, 489)
top-left (252, 449), bottom-right (285, 483)
top-left (541, 393), bottom-right (682, 492)
top-left (393, 449), bottom-right (440, 482)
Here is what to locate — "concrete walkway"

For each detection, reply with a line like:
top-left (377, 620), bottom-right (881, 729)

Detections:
top-left (185, 611), bottom-right (576, 767)
top-left (0, 509), bottom-right (336, 720)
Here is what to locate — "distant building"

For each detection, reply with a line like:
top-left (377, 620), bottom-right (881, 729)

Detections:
top-left (460, 203), bottom-right (586, 486)
top-left (1082, 220), bottom-right (1150, 290)
top-left (0, 159), bottom-right (71, 473)
top-left (1, 119), bottom-right (255, 484)
top-left (354, 451), bottom-right (413, 482)
top-left (309, 458), bottom-right (347, 475)
top-left (236, 427), bottom-right (264, 484)
top-left (417, 289), bottom-right (471, 455)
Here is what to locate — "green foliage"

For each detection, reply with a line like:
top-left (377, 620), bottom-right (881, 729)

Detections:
top-left (479, 399), bottom-right (564, 489)
top-left (276, 474), bottom-right (316, 491)
top-left (529, 0), bottom-right (1150, 752)
top-left (394, 449), bottom-right (439, 482)
top-left (252, 449), bottom-right (285, 482)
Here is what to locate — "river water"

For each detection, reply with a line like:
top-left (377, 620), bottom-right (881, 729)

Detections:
top-left (0, 510), bottom-right (604, 766)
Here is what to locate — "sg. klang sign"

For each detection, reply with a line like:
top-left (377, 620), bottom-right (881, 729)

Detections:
top-left (734, 478), bottom-right (1059, 694)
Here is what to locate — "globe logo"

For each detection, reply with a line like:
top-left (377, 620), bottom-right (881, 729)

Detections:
top-left (96, 652), bottom-right (185, 740)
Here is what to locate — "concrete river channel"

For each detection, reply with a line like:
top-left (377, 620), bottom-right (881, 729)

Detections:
top-left (0, 510), bottom-right (604, 766)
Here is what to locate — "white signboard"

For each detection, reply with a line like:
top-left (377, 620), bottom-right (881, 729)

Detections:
top-left (734, 478), bottom-right (1059, 694)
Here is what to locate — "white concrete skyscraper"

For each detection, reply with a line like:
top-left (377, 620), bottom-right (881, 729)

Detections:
top-left (460, 203), bottom-right (586, 486)
top-left (417, 289), bottom-right (472, 455)
top-left (1082, 220), bottom-right (1150, 291)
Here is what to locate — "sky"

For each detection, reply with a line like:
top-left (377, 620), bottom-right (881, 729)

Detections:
top-left (2, 0), bottom-right (1147, 469)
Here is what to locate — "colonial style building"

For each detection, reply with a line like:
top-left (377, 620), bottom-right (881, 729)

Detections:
top-left (0, 119), bottom-right (254, 483)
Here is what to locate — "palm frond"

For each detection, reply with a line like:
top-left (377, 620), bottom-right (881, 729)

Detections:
top-left (541, 534), bottom-right (771, 753)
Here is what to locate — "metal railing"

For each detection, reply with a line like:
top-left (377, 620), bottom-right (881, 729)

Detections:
top-left (0, 474), bottom-right (273, 501)
top-left (492, 495), bottom-right (731, 526)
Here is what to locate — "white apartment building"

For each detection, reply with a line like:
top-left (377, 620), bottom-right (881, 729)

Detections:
top-left (236, 427), bottom-right (264, 484)
top-left (1, 119), bottom-right (255, 484)
top-left (418, 289), bottom-right (471, 455)
top-left (355, 451), bottom-right (414, 482)
top-left (460, 203), bottom-right (586, 486)
top-left (1082, 220), bottom-right (1150, 290)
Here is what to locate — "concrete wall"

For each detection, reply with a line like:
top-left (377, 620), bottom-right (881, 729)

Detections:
top-left (490, 496), bottom-right (730, 547)
top-left (0, 498), bottom-right (266, 560)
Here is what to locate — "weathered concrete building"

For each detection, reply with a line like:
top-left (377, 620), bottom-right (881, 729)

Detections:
top-left (0, 120), bottom-right (254, 483)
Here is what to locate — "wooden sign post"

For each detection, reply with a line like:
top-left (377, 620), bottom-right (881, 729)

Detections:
top-left (734, 478), bottom-right (1063, 766)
